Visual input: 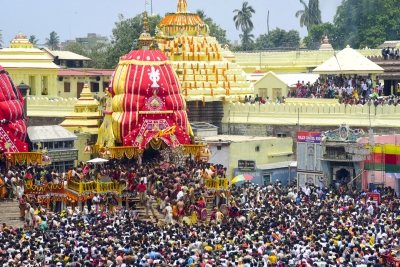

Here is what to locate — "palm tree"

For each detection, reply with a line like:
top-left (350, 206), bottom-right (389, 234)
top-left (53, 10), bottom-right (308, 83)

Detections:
top-left (29, 35), bottom-right (39, 45)
top-left (196, 9), bottom-right (207, 21)
top-left (45, 31), bottom-right (60, 50)
top-left (295, 0), bottom-right (322, 32)
top-left (239, 28), bottom-right (254, 51)
top-left (233, 1), bottom-right (256, 32)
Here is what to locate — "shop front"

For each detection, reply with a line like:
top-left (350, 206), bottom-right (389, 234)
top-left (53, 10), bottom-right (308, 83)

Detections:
top-left (27, 125), bottom-right (78, 172)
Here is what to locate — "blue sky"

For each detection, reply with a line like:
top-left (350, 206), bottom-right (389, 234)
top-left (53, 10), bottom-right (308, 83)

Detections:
top-left (0, 0), bottom-right (342, 45)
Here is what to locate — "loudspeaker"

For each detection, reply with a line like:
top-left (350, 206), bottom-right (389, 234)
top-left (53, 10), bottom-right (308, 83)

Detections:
top-left (58, 76), bottom-right (63, 81)
top-left (96, 76), bottom-right (100, 81)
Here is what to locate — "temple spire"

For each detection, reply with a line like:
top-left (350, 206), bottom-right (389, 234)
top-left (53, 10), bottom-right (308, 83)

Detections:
top-left (138, 11), bottom-right (153, 50)
top-left (177, 0), bottom-right (187, 13)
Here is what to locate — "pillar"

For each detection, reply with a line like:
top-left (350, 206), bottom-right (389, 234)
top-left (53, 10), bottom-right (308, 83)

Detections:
top-left (370, 74), bottom-right (377, 87)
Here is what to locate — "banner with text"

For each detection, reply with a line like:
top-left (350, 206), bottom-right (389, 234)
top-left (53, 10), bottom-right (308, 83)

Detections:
top-left (297, 132), bottom-right (322, 144)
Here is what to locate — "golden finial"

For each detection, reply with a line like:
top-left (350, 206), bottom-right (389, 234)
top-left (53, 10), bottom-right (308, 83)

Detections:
top-left (143, 11), bottom-right (149, 33)
top-left (139, 11), bottom-right (153, 50)
top-left (177, 0), bottom-right (187, 13)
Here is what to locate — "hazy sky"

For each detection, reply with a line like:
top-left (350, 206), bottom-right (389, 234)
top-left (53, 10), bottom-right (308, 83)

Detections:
top-left (1, 0), bottom-right (343, 45)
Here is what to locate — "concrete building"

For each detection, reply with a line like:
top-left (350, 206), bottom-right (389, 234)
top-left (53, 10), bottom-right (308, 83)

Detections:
top-left (76, 33), bottom-right (108, 46)
top-left (233, 161), bottom-right (297, 187)
top-left (202, 135), bottom-right (293, 180)
top-left (0, 33), bottom-right (60, 97)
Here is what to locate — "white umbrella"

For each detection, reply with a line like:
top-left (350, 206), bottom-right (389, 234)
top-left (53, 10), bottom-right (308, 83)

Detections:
top-left (87, 158), bottom-right (109, 163)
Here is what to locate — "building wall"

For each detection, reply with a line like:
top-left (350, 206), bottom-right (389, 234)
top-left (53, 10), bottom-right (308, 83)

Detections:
top-left (27, 116), bottom-right (65, 127)
top-left (233, 49), bottom-right (382, 74)
top-left (233, 167), bottom-right (297, 187)
top-left (57, 76), bottom-right (109, 99)
top-left (8, 68), bottom-right (59, 97)
top-left (228, 138), bottom-right (293, 179)
top-left (207, 144), bottom-right (230, 175)
top-left (254, 73), bottom-right (289, 102)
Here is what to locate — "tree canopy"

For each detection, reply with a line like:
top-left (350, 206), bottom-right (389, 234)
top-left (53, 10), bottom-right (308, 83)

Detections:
top-left (295, 0), bottom-right (322, 33)
top-left (233, 1), bottom-right (256, 32)
top-left (303, 0), bottom-right (400, 49)
top-left (255, 28), bottom-right (301, 50)
top-left (29, 35), bottom-right (39, 45)
top-left (45, 31), bottom-right (60, 51)
top-left (105, 13), bottom-right (163, 69)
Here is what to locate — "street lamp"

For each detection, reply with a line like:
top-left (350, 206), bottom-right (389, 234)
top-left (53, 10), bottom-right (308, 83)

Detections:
top-left (17, 81), bottom-right (30, 118)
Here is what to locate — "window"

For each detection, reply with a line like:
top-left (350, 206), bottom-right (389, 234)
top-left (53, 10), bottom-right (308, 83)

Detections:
top-left (91, 82), bottom-right (100, 92)
top-left (277, 133), bottom-right (287, 138)
top-left (217, 146), bottom-right (222, 150)
top-left (64, 82), bottom-right (71, 92)
top-left (255, 146), bottom-right (260, 152)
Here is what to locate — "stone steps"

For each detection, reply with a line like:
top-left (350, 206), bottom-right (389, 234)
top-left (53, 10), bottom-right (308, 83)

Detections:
top-left (0, 200), bottom-right (24, 228)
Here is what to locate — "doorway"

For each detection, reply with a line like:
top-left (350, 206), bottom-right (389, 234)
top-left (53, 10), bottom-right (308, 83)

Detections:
top-left (77, 83), bottom-right (84, 98)
top-left (263, 172), bottom-right (271, 186)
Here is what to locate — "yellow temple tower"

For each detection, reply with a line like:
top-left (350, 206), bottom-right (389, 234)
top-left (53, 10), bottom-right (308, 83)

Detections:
top-left (60, 84), bottom-right (102, 161)
top-left (155, 0), bottom-right (252, 130)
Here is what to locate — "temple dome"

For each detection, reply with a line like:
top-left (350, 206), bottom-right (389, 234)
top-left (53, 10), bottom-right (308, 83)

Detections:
top-left (158, 0), bottom-right (209, 38)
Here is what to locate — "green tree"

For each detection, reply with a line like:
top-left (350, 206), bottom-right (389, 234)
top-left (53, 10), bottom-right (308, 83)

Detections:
top-left (29, 35), bottom-right (39, 45)
top-left (196, 9), bottom-right (207, 21)
top-left (239, 28), bottom-right (255, 51)
top-left (45, 31), bottom-right (60, 50)
top-left (255, 28), bottom-right (301, 49)
top-left (233, 1), bottom-right (256, 32)
top-left (303, 22), bottom-right (341, 49)
top-left (86, 42), bottom-right (111, 69)
top-left (105, 13), bottom-right (163, 69)
top-left (295, 0), bottom-right (322, 32)
top-left (0, 30), bottom-right (3, 44)
top-left (63, 42), bottom-right (87, 56)
top-left (333, 0), bottom-right (400, 49)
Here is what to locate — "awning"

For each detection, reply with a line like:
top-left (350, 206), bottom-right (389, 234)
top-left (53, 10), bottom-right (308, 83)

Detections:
top-left (257, 161), bottom-right (297, 170)
top-left (28, 125), bottom-right (78, 142)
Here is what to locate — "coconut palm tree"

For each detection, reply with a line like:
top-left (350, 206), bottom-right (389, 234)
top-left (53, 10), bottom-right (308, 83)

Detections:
top-left (239, 28), bottom-right (254, 51)
top-left (29, 35), bottom-right (39, 45)
top-left (45, 31), bottom-right (60, 50)
top-left (233, 1), bottom-right (256, 32)
top-left (295, 0), bottom-right (322, 32)
top-left (196, 9), bottom-right (207, 21)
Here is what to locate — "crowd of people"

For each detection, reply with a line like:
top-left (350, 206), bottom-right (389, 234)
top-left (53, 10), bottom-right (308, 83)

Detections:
top-left (1, 158), bottom-right (400, 267)
top-left (243, 76), bottom-right (400, 106)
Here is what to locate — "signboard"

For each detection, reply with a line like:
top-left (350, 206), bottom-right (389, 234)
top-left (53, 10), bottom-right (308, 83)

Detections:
top-left (47, 149), bottom-right (78, 162)
top-left (297, 132), bottom-right (322, 143)
top-left (367, 192), bottom-right (381, 204)
top-left (238, 160), bottom-right (256, 170)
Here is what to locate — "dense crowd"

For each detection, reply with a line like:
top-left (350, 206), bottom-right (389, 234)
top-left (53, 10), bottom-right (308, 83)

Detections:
top-left (1, 159), bottom-right (400, 267)
top-left (243, 76), bottom-right (400, 106)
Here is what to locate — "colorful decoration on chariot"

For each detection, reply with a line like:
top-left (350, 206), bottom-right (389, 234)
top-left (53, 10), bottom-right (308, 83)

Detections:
top-left (157, 0), bottom-right (209, 38)
top-left (42, 155), bottom-right (51, 163)
top-left (0, 66), bottom-right (28, 153)
top-left (84, 145), bottom-right (93, 154)
top-left (97, 12), bottom-right (193, 150)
